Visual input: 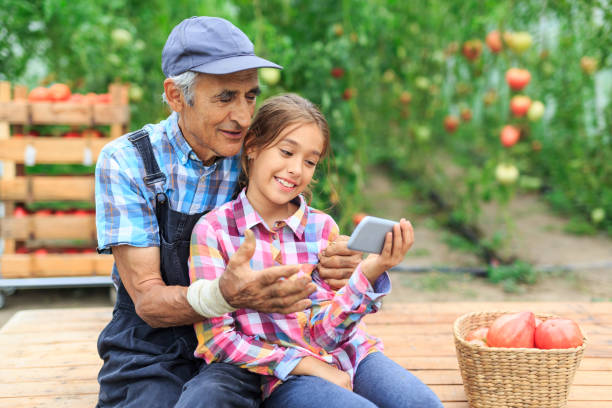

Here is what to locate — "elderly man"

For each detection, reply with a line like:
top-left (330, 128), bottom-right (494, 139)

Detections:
top-left (94, 16), bottom-right (360, 407)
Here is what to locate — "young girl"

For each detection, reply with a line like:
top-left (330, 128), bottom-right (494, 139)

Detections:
top-left (189, 94), bottom-right (443, 408)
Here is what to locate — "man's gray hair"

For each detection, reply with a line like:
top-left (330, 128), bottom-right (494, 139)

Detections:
top-left (162, 71), bottom-right (199, 106)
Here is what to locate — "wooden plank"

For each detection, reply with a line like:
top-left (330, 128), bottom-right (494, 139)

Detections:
top-left (0, 254), bottom-right (113, 278)
top-left (0, 395), bottom-right (98, 408)
top-left (0, 380), bottom-right (99, 398)
top-left (0, 365), bottom-right (102, 384)
top-left (378, 302), bottom-right (612, 315)
top-left (30, 103), bottom-right (93, 126)
top-left (0, 176), bottom-right (94, 201)
top-left (0, 101), bottom-right (29, 123)
top-left (0, 81), bottom-right (16, 254)
top-left (0, 304), bottom-right (610, 406)
top-left (444, 403), bottom-right (610, 408)
top-left (0, 215), bottom-right (96, 240)
top-left (0, 138), bottom-right (111, 164)
top-left (1, 308), bottom-right (111, 327)
top-left (93, 105), bottom-right (129, 125)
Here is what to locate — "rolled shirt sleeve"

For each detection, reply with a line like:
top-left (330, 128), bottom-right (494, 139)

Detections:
top-left (308, 263), bottom-right (391, 352)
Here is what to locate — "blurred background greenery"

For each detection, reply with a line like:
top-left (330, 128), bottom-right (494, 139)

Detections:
top-left (1, 0), bottom-right (610, 268)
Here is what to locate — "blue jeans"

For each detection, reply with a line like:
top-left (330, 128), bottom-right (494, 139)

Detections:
top-left (263, 352), bottom-right (443, 408)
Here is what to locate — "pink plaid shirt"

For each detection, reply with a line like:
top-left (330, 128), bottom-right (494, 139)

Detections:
top-left (189, 189), bottom-right (390, 398)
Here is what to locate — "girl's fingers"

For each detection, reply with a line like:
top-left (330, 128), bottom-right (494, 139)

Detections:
top-left (380, 231), bottom-right (393, 257)
top-left (401, 219), bottom-right (413, 252)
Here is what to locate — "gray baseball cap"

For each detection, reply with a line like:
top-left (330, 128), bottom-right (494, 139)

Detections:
top-left (162, 16), bottom-right (282, 77)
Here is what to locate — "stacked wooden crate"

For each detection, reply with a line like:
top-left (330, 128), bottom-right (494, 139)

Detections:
top-left (0, 81), bottom-right (130, 306)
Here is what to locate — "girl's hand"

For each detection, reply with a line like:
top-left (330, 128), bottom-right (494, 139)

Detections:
top-left (290, 356), bottom-right (352, 391)
top-left (360, 218), bottom-right (414, 285)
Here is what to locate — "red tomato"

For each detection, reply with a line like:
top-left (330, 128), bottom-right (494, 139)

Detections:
top-left (460, 108), bottom-right (472, 122)
top-left (510, 95), bottom-right (532, 117)
top-left (28, 87), bottom-right (51, 102)
top-left (500, 125), bottom-right (520, 148)
top-left (485, 30), bottom-right (503, 53)
top-left (466, 327), bottom-right (489, 343)
top-left (96, 93), bottom-right (112, 104)
top-left (487, 311), bottom-right (536, 348)
top-left (352, 212), bottom-right (367, 226)
top-left (535, 319), bottom-right (583, 349)
top-left (35, 209), bottom-right (52, 216)
top-left (462, 39), bottom-right (482, 61)
top-left (331, 67), bottom-right (345, 79)
top-left (444, 116), bottom-right (459, 133)
top-left (73, 209), bottom-right (89, 217)
top-left (34, 248), bottom-right (49, 256)
top-left (82, 128), bottom-right (105, 138)
top-left (13, 207), bottom-right (28, 217)
top-left (85, 92), bottom-right (98, 104)
top-left (535, 317), bottom-right (543, 327)
top-left (49, 83), bottom-right (72, 101)
top-left (342, 88), bottom-right (355, 101)
top-left (505, 68), bottom-right (531, 91)
top-left (399, 91), bottom-right (412, 105)
top-left (62, 131), bottom-right (81, 138)
top-left (69, 93), bottom-right (85, 103)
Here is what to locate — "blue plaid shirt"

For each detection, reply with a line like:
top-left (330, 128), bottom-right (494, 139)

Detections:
top-left (95, 112), bottom-right (241, 281)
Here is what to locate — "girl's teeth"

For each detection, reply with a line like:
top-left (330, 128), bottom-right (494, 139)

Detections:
top-left (277, 178), bottom-right (295, 187)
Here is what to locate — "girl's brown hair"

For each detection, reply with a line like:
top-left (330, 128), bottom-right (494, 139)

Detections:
top-left (234, 93), bottom-right (331, 202)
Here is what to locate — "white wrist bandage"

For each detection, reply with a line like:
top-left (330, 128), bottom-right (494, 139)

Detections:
top-left (187, 277), bottom-right (236, 318)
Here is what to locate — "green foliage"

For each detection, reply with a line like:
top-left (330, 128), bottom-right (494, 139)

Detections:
top-left (487, 261), bottom-right (538, 292)
top-left (1, 0), bottom-right (610, 233)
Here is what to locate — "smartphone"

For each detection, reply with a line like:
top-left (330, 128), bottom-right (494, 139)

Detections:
top-left (347, 216), bottom-right (398, 254)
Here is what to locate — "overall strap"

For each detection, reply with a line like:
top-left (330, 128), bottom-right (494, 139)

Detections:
top-left (127, 129), bottom-right (167, 187)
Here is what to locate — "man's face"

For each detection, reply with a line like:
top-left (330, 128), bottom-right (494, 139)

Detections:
top-left (177, 69), bottom-right (260, 164)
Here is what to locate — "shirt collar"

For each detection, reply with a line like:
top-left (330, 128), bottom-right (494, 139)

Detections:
top-left (235, 188), bottom-right (309, 239)
top-left (165, 111), bottom-right (202, 165)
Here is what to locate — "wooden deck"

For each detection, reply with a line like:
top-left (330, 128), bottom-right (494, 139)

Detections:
top-left (0, 302), bottom-right (610, 407)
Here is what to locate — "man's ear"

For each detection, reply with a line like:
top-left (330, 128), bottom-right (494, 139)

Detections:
top-left (163, 78), bottom-right (184, 113)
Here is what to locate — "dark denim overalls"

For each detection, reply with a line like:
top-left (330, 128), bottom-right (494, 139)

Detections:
top-left (96, 130), bottom-right (261, 407)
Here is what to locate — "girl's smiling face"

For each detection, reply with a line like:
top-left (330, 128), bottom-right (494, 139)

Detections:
top-left (246, 122), bottom-right (324, 223)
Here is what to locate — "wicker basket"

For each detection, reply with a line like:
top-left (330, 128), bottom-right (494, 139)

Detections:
top-left (453, 311), bottom-right (586, 408)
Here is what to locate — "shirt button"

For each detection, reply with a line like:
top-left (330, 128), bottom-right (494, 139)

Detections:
top-left (318, 350), bottom-right (325, 355)
top-left (189, 152), bottom-right (197, 160)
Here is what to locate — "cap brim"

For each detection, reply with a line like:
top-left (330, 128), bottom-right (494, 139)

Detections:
top-left (190, 55), bottom-right (282, 75)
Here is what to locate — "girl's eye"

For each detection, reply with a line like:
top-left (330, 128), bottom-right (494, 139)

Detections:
top-left (305, 160), bottom-right (317, 167)
top-left (280, 149), bottom-right (292, 156)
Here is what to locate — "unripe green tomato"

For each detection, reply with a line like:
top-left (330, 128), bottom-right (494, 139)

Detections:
top-left (129, 85), bottom-right (144, 102)
top-left (415, 126), bottom-right (431, 142)
top-left (507, 32), bottom-right (532, 54)
top-left (528, 101), bottom-right (545, 121)
top-left (591, 208), bottom-right (605, 224)
top-left (111, 28), bottom-right (133, 47)
top-left (259, 68), bottom-right (281, 86)
top-left (495, 163), bottom-right (519, 185)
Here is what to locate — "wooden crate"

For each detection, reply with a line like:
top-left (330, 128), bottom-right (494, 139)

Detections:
top-left (0, 81), bottom-right (127, 280)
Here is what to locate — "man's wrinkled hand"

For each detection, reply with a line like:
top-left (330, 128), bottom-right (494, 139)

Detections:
top-left (318, 235), bottom-right (362, 290)
top-left (219, 230), bottom-right (317, 314)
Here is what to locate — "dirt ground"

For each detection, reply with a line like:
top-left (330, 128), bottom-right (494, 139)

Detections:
top-left (366, 168), bottom-right (612, 304)
top-left (1, 168), bottom-right (611, 328)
